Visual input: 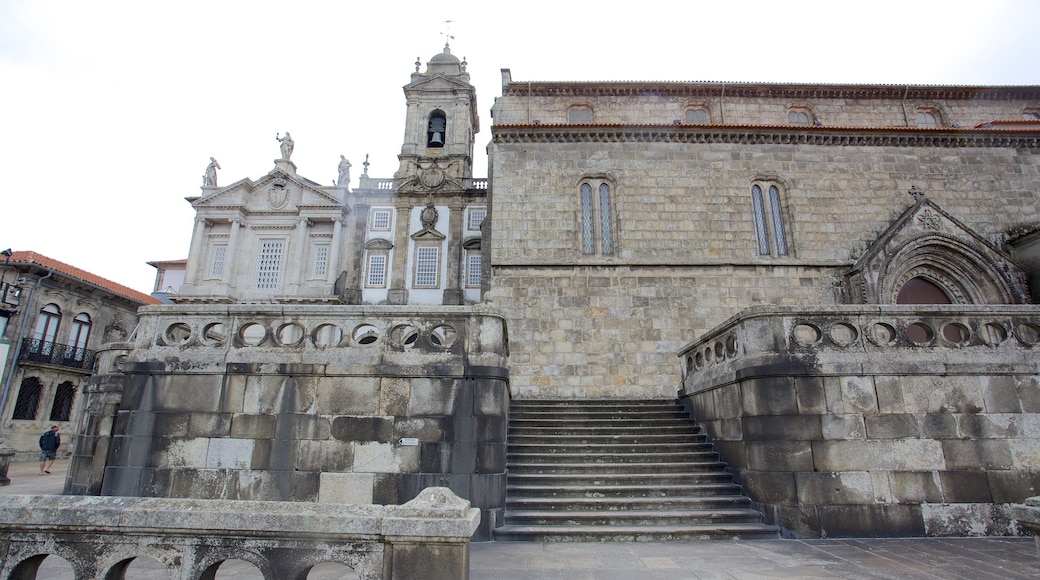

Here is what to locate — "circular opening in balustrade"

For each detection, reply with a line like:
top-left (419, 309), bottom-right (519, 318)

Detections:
top-left (726, 335), bottom-right (739, 358)
top-left (390, 325), bottom-right (419, 348)
top-left (239, 323), bottom-right (267, 346)
top-left (352, 324), bottom-right (380, 346)
top-left (114, 355), bottom-right (127, 372)
top-left (276, 323), bottom-right (306, 346)
top-left (685, 355), bottom-right (695, 372)
top-left (792, 323), bottom-right (821, 347)
top-left (430, 325), bottom-right (458, 348)
top-left (694, 351), bottom-right (704, 370)
top-left (202, 323), bottom-right (227, 346)
top-left (713, 341), bottom-right (725, 363)
top-left (979, 322), bottom-right (1008, 346)
top-left (905, 322), bottom-right (934, 345)
top-left (1015, 323), bottom-right (1040, 346)
top-left (866, 322), bottom-right (897, 346)
top-left (164, 322), bottom-right (191, 345)
top-left (312, 324), bottom-right (343, 347)
top-left (828, 323), bottom-right (858, 347)
top-left (702, 347), bottom-right (713, 367)
top-left (940, 322), bottom-right (971, 346)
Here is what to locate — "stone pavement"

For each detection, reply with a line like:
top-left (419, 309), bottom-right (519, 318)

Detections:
top-left (3, 460), bottom-right (1038, 579)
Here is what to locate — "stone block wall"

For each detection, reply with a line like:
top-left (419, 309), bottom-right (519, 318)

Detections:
top-left (67, 304), bottom-right (509, 541)
top-left (678, 305), bottom-right (1040, 537)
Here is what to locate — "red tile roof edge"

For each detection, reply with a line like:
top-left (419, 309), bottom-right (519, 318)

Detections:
top-left (8, 251), bottom-right (161, 305)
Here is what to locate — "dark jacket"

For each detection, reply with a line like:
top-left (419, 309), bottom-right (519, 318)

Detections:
top-left (39, 431), bottom-right (60, 452)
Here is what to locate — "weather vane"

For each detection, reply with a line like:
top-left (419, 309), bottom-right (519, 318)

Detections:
top-left (442, 20), bottom-right (454, 46)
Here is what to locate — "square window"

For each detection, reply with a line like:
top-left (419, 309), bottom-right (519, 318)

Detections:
top-left (371, 209), bottom-right (392, 231)
top-left (468, 209), bottom-right (486, 231)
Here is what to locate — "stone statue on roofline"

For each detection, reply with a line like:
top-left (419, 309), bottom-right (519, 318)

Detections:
top-left (337, 155), bottom-right (351, 187)
top-left (203, 157), bottom-right (220, 187)
top-left (276, 132), bottom-right (294, 160)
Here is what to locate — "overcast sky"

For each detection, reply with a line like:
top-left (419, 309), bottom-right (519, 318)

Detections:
top-left (1, 0), bottom-right (1038, 295)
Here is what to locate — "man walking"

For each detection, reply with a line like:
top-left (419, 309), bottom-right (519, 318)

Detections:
top-left (38, 425), bottom-right (59, 475)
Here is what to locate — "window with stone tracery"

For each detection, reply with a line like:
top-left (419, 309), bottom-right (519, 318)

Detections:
top-left (751, 182), bottom-right (789, 257)
top-left (915, 106), bottom-right (944, 128)
top-left (580, 178), bottom-right (615, 256)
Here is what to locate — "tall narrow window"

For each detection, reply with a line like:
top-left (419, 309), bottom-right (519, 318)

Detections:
top-left (751, 182), bottom-right (790, 257)
top-left (428, 110), bottom-right (447, 147)
top-left (580, 178), bottom-right (616, 256)
top-left (366, 254), bottom-right (387, 287)
top-left (467, 253), bottom-right (482, 287)
top-left (414, 246), bottom-right (440, 287)
top-left (49, 381), bottom-right (77, 422)
top-left (68, 313), bottom-right (91, 362)
top-left (255, 240), bottom-right (285, 291)
top-left (32, 304), bottom-right (62, 356)
top-left (209, 244), bottom-right (226, 278)
top-left (12, 377), bottom-right (42, 420)
top-left (311, 244), bottom-right (329, 279)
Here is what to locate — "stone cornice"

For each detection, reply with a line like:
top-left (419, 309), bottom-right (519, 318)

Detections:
top-left (502, 81), bottom-right (1040, 101)
top-left (492, 125), bottom-right (1040, 148)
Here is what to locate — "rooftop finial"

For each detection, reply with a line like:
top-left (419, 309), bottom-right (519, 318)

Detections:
top-left (441, 20), bottom-right (454, 48)
top-left (363, 154), bottom-right (370, 176)
top-left (908, 184), bottom-right (926, 203)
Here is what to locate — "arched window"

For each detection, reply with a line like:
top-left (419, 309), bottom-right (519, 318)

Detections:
top-left (787, 106), bottom-right (814, 125)
top-left (69, 313), bottom-right (91, 361)
top-left (580, 179), bottom-right (615, 256)
top-left (32, 303), bottom-right (62, 356)
top-left (684, 106), bottom-right (710, 124)
top-left (568, 106), bottom-right (593, 124)
top-left (12, 377), bottom-right (42, 420)
top-left (49, 381), bottom-right (77, 422)
top-left (751, 183), bottom-right (789, 257)
top-left (915, 106), bottom-right (944, 128)
top-left (427, 110), bottom-right (447, 147)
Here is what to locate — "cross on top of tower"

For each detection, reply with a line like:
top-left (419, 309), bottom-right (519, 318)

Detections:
top-left (441, 20), bottom-right (454, 47)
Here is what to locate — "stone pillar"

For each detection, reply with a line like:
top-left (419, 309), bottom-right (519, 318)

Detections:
top-left (223, 218), bottom-right (241, 287)
top-left (387, 202), bottom-right (412, 305)
top-left (0, 447), bottom-right (14, 486)
top-left (326, 217), bottom-right (342, 285)
top-left (64, 343), bottom-right (129, 495)
top-left (443, 201), bottom-right (464, 305)
top-left (287, 218), bottom-right (310, 293)
top-left (182, 217), bottom-right (209, 288)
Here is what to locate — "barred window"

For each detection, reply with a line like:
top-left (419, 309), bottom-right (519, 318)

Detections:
top-left (255, 239), bottom-right (285, 291)
top-left (414, 246), bottom-right (439, 287)
top-left (467, 252), bottom-right (482, 287)
top-left (311, 244), bottom-right (329, 279)
top-left (209, 244), bottom-right (226, 278)
top-left (12, 377), bottom-right (42, 420)
top-left (751, 182), bottom-right (790, 257)
top-left (371, 209), bottom-right (392, 231)
top-left (468, 208), bottom-right (486, 231)
top-left (366, 254), bottom-right (387, 287)
top-left (49, 381), bottom-right (77, 422)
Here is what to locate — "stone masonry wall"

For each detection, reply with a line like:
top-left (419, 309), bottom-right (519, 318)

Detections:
top-left (488, 136), bottom-right (1040, 397)
top-left (68, 304), bottom-right (509, 541)
top-left (678, 305), bottom-right (1040, 537)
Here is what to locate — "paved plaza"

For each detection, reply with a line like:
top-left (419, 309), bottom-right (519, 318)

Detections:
top-left (3, 460), bottom-right (1038, 579)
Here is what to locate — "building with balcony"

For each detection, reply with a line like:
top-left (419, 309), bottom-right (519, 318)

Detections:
top-left (0, 251), bottom-right (160, 456)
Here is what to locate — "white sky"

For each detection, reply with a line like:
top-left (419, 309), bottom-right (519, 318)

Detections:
top-left (1, 0), bottom-right (1038, 295)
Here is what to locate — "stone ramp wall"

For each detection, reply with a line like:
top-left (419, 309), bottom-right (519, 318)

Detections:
top-left (0, 487), bottom-right (478, 580)
top-left (678, 305), bottom-right (1040, 537)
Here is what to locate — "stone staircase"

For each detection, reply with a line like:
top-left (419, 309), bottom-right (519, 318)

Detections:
top-left (494, 399), bottom-right (780, 541)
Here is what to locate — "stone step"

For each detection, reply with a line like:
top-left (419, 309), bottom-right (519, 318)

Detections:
top-left (507, 433), bottom-right (708, 445)
top-left (508, 451), bottom-right (720, 464)
top-left (509, 425), bottom-right (701, 437)
top-left (503, 473), bottom-right (732, 486)
top-left (507, 482), bottom-right (744, 498)
top-left (508, 442), bottom-right (715, 455)
top-left (493, 523), bottom-right (782, 542)
top-left (504, 508), bottom-right (765, 527)
top-left (511, 418), bottom-right (694, 428)
top-left (506, 495), bottom-right (752, 510)
top-left (510, 410), bottom-right (691, 420)
top-left (510, 399), bottom-right (679, 409)
top-left (507, 460), bottom-right (730, 475)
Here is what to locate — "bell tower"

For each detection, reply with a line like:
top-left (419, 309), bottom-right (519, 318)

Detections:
top-left (394, 43), bottom-right (479, 194)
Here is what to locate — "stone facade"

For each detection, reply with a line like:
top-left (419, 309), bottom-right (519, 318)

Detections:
top-left (0, 252), bottom-right (159, 456)
top-left (677, 305), bottom-right (1040, 537)
top-left (487, 75), bottom-right (1040, 398)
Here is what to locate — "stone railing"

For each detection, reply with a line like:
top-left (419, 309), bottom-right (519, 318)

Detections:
top-left (679, 304), bottom-right (1040, 393)
top-left (128, 303), bottom-right (508, 373)
top-left (0, 487), bottom-right (478, 580)
top-left (1013, 497), bottom-right (1040, 556)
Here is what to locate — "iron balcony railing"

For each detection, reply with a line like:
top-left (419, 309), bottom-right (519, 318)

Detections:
top-left (19, 338), bottom-right (96, 371)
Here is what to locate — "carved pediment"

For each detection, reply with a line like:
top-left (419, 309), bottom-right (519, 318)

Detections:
top-left (191, 171), bottom-right (345, 214)
top-left (404, 75), bottom-right (474, 93)
top-left (843, 192), bottom-right (1029, 304)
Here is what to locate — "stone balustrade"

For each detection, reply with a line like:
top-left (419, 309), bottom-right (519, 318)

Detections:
top-left (0, 487), bottom-right (478, 579)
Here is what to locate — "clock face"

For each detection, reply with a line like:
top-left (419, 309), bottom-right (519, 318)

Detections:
top-left (420, 166), bottom-right (445, 189)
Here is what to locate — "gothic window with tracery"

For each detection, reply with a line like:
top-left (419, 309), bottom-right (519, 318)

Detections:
top-left (751, 182), bottom-right (790, 257)
top-left (580, 178), bottom-right (615, 256)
